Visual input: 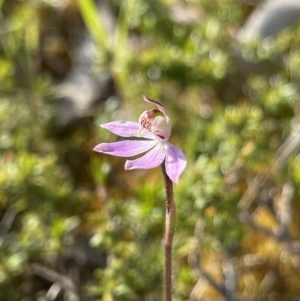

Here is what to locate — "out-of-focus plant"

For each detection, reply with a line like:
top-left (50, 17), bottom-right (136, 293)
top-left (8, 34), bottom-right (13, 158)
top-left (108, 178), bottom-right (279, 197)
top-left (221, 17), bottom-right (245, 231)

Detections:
top-left (0, 1), bottom-right (93, 299)
top-left (77, 0), bottom-right (131, 100)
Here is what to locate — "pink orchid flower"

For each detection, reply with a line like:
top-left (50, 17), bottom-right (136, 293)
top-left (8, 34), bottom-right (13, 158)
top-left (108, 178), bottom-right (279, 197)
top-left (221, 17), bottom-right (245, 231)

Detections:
top-left (93, 96), bottom-right (187, 183)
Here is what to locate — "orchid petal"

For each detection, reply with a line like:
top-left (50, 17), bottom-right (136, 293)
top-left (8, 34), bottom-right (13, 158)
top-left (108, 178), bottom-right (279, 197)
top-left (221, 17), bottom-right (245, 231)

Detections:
top-left (165, 143), bottom-right (187, 183)
top-left (125, 143), bottom-right (166, 170)
top-left (101, 121), bottom-right (154, 139)
top-left (93, 140), bottom-right (158, 157)
top-left (143, 95), bottom-right (170, 118)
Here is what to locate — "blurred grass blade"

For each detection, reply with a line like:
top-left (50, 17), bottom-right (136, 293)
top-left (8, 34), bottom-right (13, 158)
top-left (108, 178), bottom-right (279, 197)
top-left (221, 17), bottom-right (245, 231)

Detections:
top-left (25, 11), bottom-right (39, 52)
top-left (115, 0), bottom-right (129, 55)
top-left (112, 0), bottom-right (130, 98)
top-left (76, 0), bottom-right (108, 50)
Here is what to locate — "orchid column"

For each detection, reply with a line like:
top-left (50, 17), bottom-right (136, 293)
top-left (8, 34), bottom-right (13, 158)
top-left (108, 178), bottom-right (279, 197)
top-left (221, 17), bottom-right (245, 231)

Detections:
top-left (93, 96), bottom-right (187, 300)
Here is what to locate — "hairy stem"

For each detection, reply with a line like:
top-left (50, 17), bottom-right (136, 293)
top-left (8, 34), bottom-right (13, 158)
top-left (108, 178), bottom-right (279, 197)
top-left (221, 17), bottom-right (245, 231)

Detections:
top-left (162, 166), bottom-right (176, 301)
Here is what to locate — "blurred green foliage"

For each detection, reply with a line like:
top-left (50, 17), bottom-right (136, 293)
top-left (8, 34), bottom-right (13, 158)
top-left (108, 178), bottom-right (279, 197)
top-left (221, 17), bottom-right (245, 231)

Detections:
top-left (1, 0), bottom-right (300, 300)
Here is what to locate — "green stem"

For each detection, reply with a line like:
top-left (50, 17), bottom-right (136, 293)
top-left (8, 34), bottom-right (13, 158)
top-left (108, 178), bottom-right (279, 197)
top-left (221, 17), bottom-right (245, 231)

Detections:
top-left (162, 166), bottom-right (176, 301)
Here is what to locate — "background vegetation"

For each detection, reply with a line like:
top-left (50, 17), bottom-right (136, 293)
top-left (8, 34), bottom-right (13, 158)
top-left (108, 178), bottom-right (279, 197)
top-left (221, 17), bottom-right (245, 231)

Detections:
top-left (1, 0), bottom-right (300, 300)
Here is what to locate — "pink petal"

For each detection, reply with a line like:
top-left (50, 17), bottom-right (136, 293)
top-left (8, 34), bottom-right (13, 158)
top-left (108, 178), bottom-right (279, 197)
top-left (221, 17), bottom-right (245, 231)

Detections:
top-left (165, 144), bottom-right (187, 183)
top-left (125, 143), bottom-right (166, 170)
top-left (93, 140), bottom-right (158, 157)
top-left (101, 121), bottom-right (154, 139)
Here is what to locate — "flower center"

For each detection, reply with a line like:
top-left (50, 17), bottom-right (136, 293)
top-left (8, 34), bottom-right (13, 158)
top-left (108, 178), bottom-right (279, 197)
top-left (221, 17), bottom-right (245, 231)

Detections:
top-left (139, 109), bottom-right (171, 141)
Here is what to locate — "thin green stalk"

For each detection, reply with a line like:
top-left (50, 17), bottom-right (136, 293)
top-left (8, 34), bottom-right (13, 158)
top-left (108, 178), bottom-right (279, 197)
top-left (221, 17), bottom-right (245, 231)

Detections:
top-left (76, 0), bottom-right (108, 50)
top-left (162, 166), bottom-right (176, 301)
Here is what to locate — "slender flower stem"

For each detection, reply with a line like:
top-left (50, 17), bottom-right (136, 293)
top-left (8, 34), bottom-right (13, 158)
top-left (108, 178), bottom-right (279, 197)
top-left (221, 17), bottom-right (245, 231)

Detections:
top-left (162, 165), bottom-right (176, 301)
